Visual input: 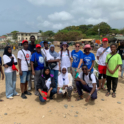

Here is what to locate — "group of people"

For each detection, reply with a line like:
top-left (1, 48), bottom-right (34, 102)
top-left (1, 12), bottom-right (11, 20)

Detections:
top-left (0, 35), bottom-right (123, 103)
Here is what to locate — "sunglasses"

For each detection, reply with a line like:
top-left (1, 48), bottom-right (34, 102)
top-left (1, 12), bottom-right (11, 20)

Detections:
top-left (82, 68), bottom-right (87, 70)
top-left (76, 46), bottom-right (80, 48)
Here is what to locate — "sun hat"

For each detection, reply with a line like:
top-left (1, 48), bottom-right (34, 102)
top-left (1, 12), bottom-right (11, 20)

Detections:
top-left (84, 44), bottom-right (92, 50)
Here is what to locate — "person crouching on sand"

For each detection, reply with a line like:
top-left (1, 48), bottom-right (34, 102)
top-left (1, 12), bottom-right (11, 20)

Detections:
top-left (37, 67), bottom-right (57, 102)
top-left (57, 66), bottom-right (73, 102)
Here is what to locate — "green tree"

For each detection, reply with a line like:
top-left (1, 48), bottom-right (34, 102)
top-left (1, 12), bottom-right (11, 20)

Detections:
top-left (39, 30), bottom-right (43, 33)
top-left (11, 31), bottom-right (19, 40)
top-left (92, 22), bottom-right (111, 35)
top-left (120, 28), bottom-right (124, 34)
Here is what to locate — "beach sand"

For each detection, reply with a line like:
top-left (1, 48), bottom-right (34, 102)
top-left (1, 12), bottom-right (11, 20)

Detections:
top-left (0, 46), bottom-right (124, 124)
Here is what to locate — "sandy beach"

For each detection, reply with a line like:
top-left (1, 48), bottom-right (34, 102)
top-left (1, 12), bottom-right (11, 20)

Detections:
top-left (0, 46), bottom-right (124, 124)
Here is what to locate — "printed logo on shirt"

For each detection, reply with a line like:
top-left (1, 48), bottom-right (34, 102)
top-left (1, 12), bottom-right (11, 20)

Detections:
top-left (39, 57), bottom-right (44, 64)
top-left (84, 57), bottom-right (91, 65)
top-left (73, 54), bottom-right (79, 63)
top-left (26, 54), bottom-right (30, 60)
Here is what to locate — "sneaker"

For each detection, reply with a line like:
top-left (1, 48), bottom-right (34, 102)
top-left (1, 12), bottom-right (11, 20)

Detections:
top-left (24, 91), bottom-right (32, 95)
top-left (21, 93), bottom-right (27, 99)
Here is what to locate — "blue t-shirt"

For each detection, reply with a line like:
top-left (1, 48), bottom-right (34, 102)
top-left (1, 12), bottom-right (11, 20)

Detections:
top-left (83, 53), bottom-right (95, 72)
top-left (31, 52), bottom-right (44, 70)
top-left (71, 50), bottom-right (83, 68)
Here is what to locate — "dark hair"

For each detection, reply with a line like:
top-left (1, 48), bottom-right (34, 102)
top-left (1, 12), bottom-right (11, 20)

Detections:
top-left (30, 35), bottom-right (35, 39)
top-left (75, 42), bottom-right (81, 46)
top-left (60, 47), bottom-right (70, 59)
top-left (44, 40), bottom-right (48, 44)
top-left (82, 65), bottom-right (88, 69)
top-left (110, 43), bottom-right (117, 48)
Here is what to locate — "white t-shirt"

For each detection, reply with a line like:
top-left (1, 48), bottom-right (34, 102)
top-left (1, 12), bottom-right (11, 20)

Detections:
top-left (3, 54), bottom-right (17, 73)
top-left (46, 52), bottom-right (59, 70)
top-left (96, 47), bottom-right (111, 66)
top-left (59, 50), bottom-right (71, 68)
top-left (46, 78), bottom-right (51, 90)
top-left (78, 72), bottom-right (97, 88)
top-left (17, 49), bottom-right (31, 71)
top-left (41, 48), bottom-right (49, 57)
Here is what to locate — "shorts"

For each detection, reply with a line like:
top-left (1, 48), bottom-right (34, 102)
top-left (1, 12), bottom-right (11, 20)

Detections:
top-left (20, 71), bottom-right (31, 83)
top-left (98, 65), bottom-right (107, 74)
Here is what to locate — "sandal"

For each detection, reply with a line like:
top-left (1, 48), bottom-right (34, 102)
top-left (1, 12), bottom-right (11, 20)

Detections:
top-left (67, 97), bottom-right (71, 102)
top-left (105, 92), bottom-right (110, 97)
top-left (75, 96), bottom-right (83, 101)
top-left (101, 87), bottom-right (106, 91)
top-left (0, 99), bottom-right (3, 102)
top-left (8, 96), bottom-right (13, 100)
top-left (112, 92), bottom-right (116, 98)
top-left (73, 90), bottom-right (78, 93)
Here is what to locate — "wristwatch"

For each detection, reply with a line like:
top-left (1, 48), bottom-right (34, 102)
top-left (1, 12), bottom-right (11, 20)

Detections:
top-left (89, 94), bottom-right (91, 96)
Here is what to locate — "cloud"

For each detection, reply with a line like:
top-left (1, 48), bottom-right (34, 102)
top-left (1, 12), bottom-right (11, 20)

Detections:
top-left (27, 0), bottom-right (66, 6)
top-left (48, 11), bottom-right (73, 21)
top-left (85, 18), bottom-right (108, 24)
top-left (52, 23), bottom-right (70, 29)
top-left (110, 11), bottom-right (124, 20)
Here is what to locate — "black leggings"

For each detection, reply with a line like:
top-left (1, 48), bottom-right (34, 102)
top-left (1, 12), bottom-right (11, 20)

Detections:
top-left (107, 76), bottom-right (118, 92)
top-left (98, 74), bottom-right (106, 79)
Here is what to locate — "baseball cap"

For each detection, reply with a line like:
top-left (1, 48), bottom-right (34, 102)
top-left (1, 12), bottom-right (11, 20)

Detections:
top-left (36, 44), bottom-right (41, 48)
top-left (102, 38), bottom-right (108, 42)
top-left (22, 40), bottom-right (28, 44)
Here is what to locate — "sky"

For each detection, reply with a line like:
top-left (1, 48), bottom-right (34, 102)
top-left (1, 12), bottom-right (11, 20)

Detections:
top-left (0, 0), bottom-right (124, 36)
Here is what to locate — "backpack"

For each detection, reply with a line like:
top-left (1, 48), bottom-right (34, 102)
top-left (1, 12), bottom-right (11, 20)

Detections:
top-left (83, 72), bottom-right (99, 87)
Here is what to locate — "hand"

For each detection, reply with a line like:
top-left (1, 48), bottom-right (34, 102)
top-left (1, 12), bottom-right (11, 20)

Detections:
top-left (85, 95), bottom-right (91, 102)
top-left (62, 86), bottom-right (65, 90)
top-left (76, 68), bottom-right (79, 73)
top-left (88, 69), bottom-right (91, 72)
top-left (2, 74), bottom-right (4, 80)
top-left (4, 65), bottom-right (8, 68)
top-left (42, 93), bottom-right (47, 97)
top-left (19, 70), bottom-right (22, 76)
top-left (32, 71), bottom-right (35, 75)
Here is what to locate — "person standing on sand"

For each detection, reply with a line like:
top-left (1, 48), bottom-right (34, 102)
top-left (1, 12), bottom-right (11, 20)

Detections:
top-left (41, 41), bottom-right (49, 67)
top-left (71, 42), bottom-right (83, 93)
top-left (28, 35), bottom-right (36, 91)
top-left (31, 44), bottom-right (44, 96)
top-left (59, 42), bottom-right (71, 73)
top-left (37, 67), bottom-right (57, 102)
top-left (0, 56), bottom-right (4, 101)
top-left (117, 40), bottom-right (124, 78)
top-left (83, 44), bottom-right (95, 73)
top-left (105, 44), bottom-right (122, 98)
top-left (3, 46), bottom-right (19, 100)
top-left (47, 45), bottom-right (60, 89)
top-left (17, 40), bottom-right (32, 99)
top-left (96, 38), bottom-right (111, 90)
top-left (75, 65), bottom-right (97, 102)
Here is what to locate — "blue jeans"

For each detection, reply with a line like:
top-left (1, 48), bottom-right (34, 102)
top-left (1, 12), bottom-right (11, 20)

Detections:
top-left (20, 71), bottom-right (31, 83)
top-left (50, 70), bottom-right (58, 89)
top-left (5, 71), bottom-right (18, 98)
top-left (39, 88), bottom-right (57, 102)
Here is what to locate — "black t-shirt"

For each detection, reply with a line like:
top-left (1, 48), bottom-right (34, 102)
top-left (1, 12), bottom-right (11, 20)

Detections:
top-left (28, 44), bottom-right (36, 54)
top-left (117, 46), bottom-right (124, 60)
